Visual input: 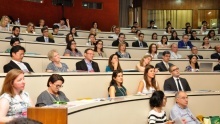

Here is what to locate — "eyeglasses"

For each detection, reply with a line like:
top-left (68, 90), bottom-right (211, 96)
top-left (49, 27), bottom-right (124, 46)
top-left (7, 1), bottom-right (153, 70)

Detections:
top-left (171, 68), bottom-right (179, 72)
top-left (53, 84), bottom-right (63, 88)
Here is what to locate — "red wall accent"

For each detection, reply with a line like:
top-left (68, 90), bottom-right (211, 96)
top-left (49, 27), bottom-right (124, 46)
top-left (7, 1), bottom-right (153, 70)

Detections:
top-left (0, 0), bottom-right (119, 31)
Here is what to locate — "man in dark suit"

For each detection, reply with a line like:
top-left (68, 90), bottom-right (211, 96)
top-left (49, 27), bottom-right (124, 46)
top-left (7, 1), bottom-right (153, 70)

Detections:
top-left (155, 51), bottom-right (173, 72)
top-left (76, 48), bottom-right (100, 72)
top-left (213, 56), bottom-right (220, 71)
top-left (3, 46), bottom-right (34, 73)
top-left (178, 34), bottom-right (194, 49)
top-left (36, 27), bottom-right (55, 43)
top-left (211, 45), bottom-right (220, 59)
top-left (132, 33), bottom-right (148, 48)
top-left (112, 33), bottom-right (129, 47)
top-left (147, 20), bottom-right (157, 29)
top-left (5, 26), bottom-right (23, 40)
top-left (164, 65), bottom-right (191, 91)
top-left (187, 46), bottom-right (203, 59)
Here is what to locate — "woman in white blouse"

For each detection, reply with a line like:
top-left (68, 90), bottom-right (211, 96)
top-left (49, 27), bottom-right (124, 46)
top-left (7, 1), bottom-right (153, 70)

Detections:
top-left (157, 35), bottom-right (170, 48)
top-left (146, 43), bottom-right (158, 59)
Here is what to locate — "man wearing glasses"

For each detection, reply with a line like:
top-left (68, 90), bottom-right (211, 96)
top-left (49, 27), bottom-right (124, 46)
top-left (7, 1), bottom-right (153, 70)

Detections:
top-left (170, 91), bottom-right (200, 124)
top-left (178, 34), bottom-right (194, 49)
top-left (163, 65), bottom-right (191, 91)
top-left (36, 27), bottom-right (55, 43)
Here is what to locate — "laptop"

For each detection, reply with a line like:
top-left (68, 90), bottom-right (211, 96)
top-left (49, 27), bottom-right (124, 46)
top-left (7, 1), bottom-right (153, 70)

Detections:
top-left (199, 63), bottom-right (213, 72)
top-left (157, 52), bottom-right (163, 59)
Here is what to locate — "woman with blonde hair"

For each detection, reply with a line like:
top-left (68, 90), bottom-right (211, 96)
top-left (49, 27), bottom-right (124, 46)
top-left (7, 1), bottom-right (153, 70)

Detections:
top-left (136, 55), bottom-right (152, 72)
top-left (0, 69), bottom-right (33, 122)
top-left (0, 15), bottom-right (10, 31)
top-left (23, 22), bottom-right (35, 34)
top-left (115, 42), bottom-right (131, 58)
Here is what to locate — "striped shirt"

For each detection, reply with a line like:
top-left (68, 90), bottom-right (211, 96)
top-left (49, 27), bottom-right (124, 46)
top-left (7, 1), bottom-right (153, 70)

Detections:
top-left (148, 110), bottom-right (167, 124)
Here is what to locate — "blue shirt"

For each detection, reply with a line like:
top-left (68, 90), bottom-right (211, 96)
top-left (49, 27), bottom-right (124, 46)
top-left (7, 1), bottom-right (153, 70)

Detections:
top-left (84, 59), bottom-right (93, 72)
top-left (178, 40), bottom-right (194, 48)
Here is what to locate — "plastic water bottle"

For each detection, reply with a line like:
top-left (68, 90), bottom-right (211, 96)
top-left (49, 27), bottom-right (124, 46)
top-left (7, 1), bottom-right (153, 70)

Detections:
top-left (7, 23), bottom-right (10, 31)
top-left (17, 18), bottom-right (20, 25)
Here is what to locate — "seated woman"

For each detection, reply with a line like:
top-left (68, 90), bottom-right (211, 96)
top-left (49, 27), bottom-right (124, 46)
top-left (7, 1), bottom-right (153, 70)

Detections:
top-left (70, 27), bottom-right (78, 37)
top-left (88, 33), bottom-right (97, 45)
top-left (185, 55), bottom-right (199, 72)
top-left (0, 69), bottom-right (33, 122)
top-left (134, 30), bottom-right (141, 40)
top-left (189, 30), bottom-right (200, 40)
top-left (5, 38), bottom-right (20, 53)
top-left (106, 54), bottom-right (122, 72)
top-left (92, 21), bottom-right (101, 32)
top-left (37, 19), bottom-right (46, 28)
top-left (63, 40), bottom-right (82, 57)
top-left (94, 40), bottom-right (107, 58)
top-left (170, 30), bottom-right (180, 40)
top-left (136, 55), bottom-right (152, 72)
top-left (157, 35), bottom-right (169, 48)
top-left (23, 22), bottom-right (36, 34)
top-left (148, 91), bottom-right (173, 124)
top-left (151, 33), bottom-right (158, 40)
top-left (207, 30), bottom-right (219, 41)
top-left (137, 65), bottom-right (160, 94)
top-left (184, 26), bottom-right (192, 34)
top-left (200, 36), bottom-right (212, 49)
top-left (164, 26), bottom-right (172, 35)
top-left (115, 42), bottom-right (131, 58)
top-left (46, 49), bottom-right (70, 72)
top-left (108, 70), bottom-right (128, 97)
top-left (65, 33), bottom-right (74, 43)
top-left (110, 25), bottom-right (116, 32)
top-left (146, 43), bottom-right (158, 59)
top-left (36, 74), bottom-right (69, 107)
top-left (0, 15), bottom-right (10, 31)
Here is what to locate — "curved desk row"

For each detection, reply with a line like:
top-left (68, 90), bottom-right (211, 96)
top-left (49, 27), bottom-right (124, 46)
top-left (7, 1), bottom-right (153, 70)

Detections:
top-left (0, 72), bottom-right (219, 105)
top-left (0, 54), bottom-right (218, 73)
top-left (27, 92), bottom-right (220, 124)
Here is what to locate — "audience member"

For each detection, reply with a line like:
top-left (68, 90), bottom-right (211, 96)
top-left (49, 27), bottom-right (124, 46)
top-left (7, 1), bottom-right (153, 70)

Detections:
top-left (63, 40), bottom-right (82, 57)
top-left (200, 36), bottom-right (212, 49)
top-left (170, 30), bottom-right (180, 40)
top-left (90, 28), bottom-right (97, 37)
top-left (46, 49), bottom-right (70, 72)
top-left (110, 27), bottom-right (120, 39)
top-left (0, 69), bottom-right (33, 122)
top-left (189, 30), bottom-right (200, 40)
top-left (133, 30), bottom-right (141, 40)
top-left (5, 26), bottom-right (23, 40)
top-left (65, 33), bottom-right (74, 43)
top-left (170, 91), bottom-right (200, 123)
top-left (110, 25), bottom-right (116, 32)
top-left (88, 33), bottom-right (96, 45)
top-left (157, 35), bottom-right (170, 48)
top-left (51, 25), bottom-right (64, 35)
top-left (133, 21), bottom-right (141, 29)
top-left (207, 29), bottom-right (219, 41)
top-left (136, 55), bottom-right (152, 72)
top-left (148, 91), bottom-right (173, 124)
top-left (6, 118), bottom-right (42, 124)
top-left (137, 65), bottom-right (160, 94)
top-left (147, 20), bottom-right (157, 29)
top-left (170, 43), bottom-right (182, 59)
top-left (94, 40), bottom-right (107, 58)
top-left (155, 51), bottom-right (173, 72)
top-left (106, 54), bottom-right (122, 72)
top-left (187, 46), bottom-right (203, 59)
top-left (92, 21), bottom-right (101, 32)
top-left (184, 22), bottom-right (190, 29)
top-left (132, 33), bottom-right (148, 47)
top-left (112, 33), bottom-right (129, 47)
top-left (36, 27), bottom-right (55, 43)
top-left (5, 38), bottom-right (21, 53)
top-left (8, 16), bottom-right (15, 25)
top-left (213, 56), bottom-right (220, 71)
top-left (130, 26), bottom-right (136, 33)
top-left (37, 19), bottom-right (46, 28)
top-left (178, 34), bottom-right (194, 49)
top-left (76, 48), bottom-right (100, 72)
top-left (23, 22), bottom-right (35, 34)
top-left (151, 33), bottom-right (158, 40)
top-left (164, 65), bottom-right (191, 91)
top-left (3, 46), bottom-right (34, 73)
top-left (36, 74), bottom-right (69, 107)
top-left (164, 26), bottom-right (172, 35)
top-left (108, 70), bottom-right (128, 97)
top-left (185, 55), bottom-right (199, 72)
top-left (200, 25), bottom-right (208, 35)
top-left (184, 26), bottom-right (192, 34)
top-left (166, 21), bottom-right (174, 29)
top-left (211, 45), bottom-right (220, 59)
top-left (146, 43), bottom-right (158, 59)
top-left (54, 18), bottom-right (70, 29)
top-left (0, 15), bottom-right (10, 31)
top-left (70, 27), bottom-right (78, 37)
top-left (115, 42), bottom-right (131, 58)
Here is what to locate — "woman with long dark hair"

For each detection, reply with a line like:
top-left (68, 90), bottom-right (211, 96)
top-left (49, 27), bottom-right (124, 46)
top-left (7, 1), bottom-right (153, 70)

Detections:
top-left (93, 40), bottom-right (107, 58)
top-left (106, 54), bottom-right (122, 72)
top-left (185, 55), bottom-right (199, 72)
top-left (63, 40), bottom-right (82, 57)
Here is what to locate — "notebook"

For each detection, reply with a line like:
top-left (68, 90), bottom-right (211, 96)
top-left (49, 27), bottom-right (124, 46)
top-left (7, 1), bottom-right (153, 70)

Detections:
top-left (199, 63), bottom-right (213, 72)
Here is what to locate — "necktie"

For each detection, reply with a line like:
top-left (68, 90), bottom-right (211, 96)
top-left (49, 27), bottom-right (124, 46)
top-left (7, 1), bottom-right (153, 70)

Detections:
top-left (165, 63), bottom-right (169, 70)
top-left (140, 42), bottom-right (143, 47)
top-left (177, 79), bottom-right (182, 91)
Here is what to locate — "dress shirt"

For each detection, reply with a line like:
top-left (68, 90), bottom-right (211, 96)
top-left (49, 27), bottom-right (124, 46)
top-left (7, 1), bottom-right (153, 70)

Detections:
top-left (170, 51), bottom-right (182, 59)
top-left (44, 37), bottom-right (49, 42)
top-left (84, 59), bottom-right (93, 72)
top-left (162, 61), bottom-right (170, 70)
top-left (173, 77), bottom-right (184, 91)
top-left (12, 60), bottom-right (29, 72)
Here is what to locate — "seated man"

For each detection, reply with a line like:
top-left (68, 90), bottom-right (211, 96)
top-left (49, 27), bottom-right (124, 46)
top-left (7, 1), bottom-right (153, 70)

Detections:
top-left (36, 27), bottom-right (55, 43)
top-left (187, 46), bottom-right (203, 59)
top-left (132, 33), bottom-right (148, 48)
top-left (109, 27), bottom-right (120, 39)
top-left (76, 48), bottom-right (100, 72)
top-left (51, 25), bottom-right (64, 35)
top-left (147, 20), bottom-right (157, 29)
top-left (178, 34), bottom-right (194, 49)
top-left (170, 43), bottom-right (182, 59)
top-left (130, 26), bottom-right (136, 33)
top-left (213, 56), bottom-right (220, 71)
top-left (133, 21), bottom-right (140, 29)
top-left (164, 65), bottom-right (191, 91)
top-left (155, 51), bottom-right (173, 72)
top-left (5, 26), bottom-right (23, 40)
top-left (112, 33), bottom-right (129, 47)
top-left (54, 18), bottom-right (70, 30)
top-left (3, 45), bottom-right (34, 73)
top-left (170, 91), bottom-right (200, 124)
top-left (211, 45), bottom-right (220, 59)
top-left (5, 38), bottom-right (20, 53)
